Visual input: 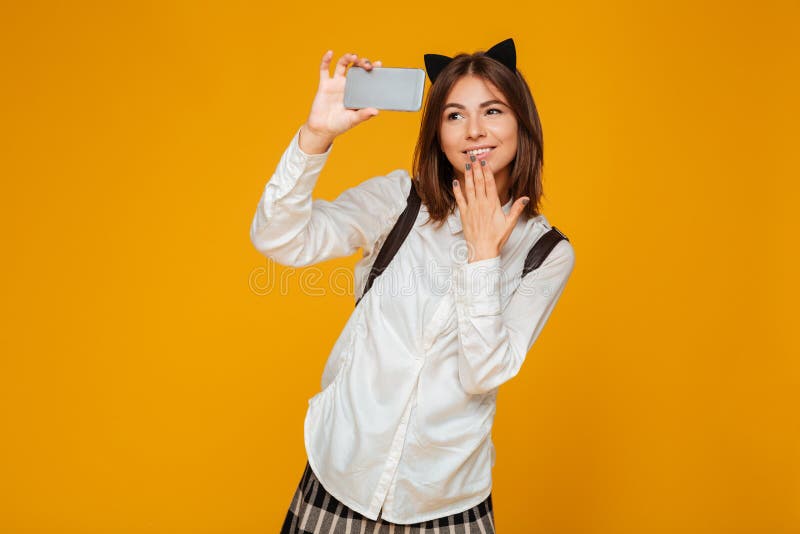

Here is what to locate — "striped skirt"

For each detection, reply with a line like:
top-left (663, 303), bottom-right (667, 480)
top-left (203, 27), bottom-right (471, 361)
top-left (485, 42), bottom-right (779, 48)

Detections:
top-left (280, 461), bottom-right (496, 533)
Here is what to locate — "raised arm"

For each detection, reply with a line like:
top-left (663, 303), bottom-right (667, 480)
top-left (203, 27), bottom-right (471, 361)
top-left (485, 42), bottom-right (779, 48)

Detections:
top-left (250, 50), bottom-right (409, 266)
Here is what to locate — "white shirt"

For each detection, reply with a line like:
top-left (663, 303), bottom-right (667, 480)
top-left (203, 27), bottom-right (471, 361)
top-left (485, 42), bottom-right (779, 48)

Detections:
top-left (250, 126), bottom-right (576, 524)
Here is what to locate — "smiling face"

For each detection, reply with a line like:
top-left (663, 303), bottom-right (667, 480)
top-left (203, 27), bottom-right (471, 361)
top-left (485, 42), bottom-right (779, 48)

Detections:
top-left (439, 74), bottom-right (519, 190)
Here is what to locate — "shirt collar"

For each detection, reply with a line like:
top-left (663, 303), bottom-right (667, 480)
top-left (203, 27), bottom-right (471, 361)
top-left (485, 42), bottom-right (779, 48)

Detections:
top-left (446, 197), bottom-right (516, 234)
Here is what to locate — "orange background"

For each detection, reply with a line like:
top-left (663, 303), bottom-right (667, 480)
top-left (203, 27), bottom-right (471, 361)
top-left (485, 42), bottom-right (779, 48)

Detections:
top-left (1, 1), bottom-right (798, 532)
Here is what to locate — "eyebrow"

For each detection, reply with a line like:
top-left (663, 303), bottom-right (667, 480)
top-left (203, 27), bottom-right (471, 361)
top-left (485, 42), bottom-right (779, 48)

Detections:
top-left (443, 100), bottom-right (508, 110)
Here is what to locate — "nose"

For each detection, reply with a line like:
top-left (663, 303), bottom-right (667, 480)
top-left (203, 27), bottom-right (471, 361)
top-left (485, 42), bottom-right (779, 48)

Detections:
top-left (465, 113), bottom-right (486, 140)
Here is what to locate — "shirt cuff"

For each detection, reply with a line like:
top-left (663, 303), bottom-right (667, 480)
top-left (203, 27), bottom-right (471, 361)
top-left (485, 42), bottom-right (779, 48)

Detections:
top-left (285, 126), bottom-right (333, 182)
top-left (455, 255), bottom-right (503, 316)
top-left (294, 125), bottom-right (334, 160)
top-left (264, 126), bottom-right (334, 214)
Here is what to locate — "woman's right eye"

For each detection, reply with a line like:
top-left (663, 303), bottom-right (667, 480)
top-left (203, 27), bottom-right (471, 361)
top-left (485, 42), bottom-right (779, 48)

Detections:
top-left (446, 112), bottom-right (462, 120)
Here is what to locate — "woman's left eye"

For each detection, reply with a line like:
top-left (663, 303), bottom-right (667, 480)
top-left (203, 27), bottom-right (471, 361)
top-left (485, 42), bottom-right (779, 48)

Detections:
top-left (446, 108), bottom-right (502, 121)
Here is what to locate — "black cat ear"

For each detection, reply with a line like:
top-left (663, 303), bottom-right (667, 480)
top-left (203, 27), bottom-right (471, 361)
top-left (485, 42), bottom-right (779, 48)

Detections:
top-left (423, 53), bottom-right (453, 84)
top-left (425, 39), bottom-right (516, 83)
top-left (485, 38), bottom-right (516, 73)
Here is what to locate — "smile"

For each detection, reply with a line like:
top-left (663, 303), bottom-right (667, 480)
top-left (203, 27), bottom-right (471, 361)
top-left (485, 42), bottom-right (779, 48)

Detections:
top-left (463, 147), bottom-right (495, 160)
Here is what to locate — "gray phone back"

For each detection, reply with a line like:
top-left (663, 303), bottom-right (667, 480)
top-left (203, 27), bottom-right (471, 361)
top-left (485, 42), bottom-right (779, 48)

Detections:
top-left (344, 67), bottom-right (426, 112)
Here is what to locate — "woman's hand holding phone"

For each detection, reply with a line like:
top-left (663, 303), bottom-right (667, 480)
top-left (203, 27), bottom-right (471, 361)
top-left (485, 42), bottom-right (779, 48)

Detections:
top-left (299, 51), bottom-right (382, 154)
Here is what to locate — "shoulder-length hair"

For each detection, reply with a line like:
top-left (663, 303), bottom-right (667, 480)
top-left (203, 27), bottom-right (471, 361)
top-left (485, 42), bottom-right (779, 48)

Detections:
top-left (412, 51), bottom-right (544, 227)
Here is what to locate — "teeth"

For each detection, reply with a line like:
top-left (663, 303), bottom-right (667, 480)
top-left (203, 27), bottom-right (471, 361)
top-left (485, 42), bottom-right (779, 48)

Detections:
top-left (467, 148), bottom-right (492, 155)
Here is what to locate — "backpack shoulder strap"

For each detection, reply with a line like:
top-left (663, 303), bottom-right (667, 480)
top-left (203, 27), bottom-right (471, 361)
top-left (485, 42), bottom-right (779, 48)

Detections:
top-left (356, 181), bottom-right (421, 307)
top-left (522, 226), bottom-right (569, 278)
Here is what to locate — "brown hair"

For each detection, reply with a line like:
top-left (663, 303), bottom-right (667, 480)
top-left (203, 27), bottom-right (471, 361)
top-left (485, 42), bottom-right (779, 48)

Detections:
top-left (412, 50), bottom-right (544, 228)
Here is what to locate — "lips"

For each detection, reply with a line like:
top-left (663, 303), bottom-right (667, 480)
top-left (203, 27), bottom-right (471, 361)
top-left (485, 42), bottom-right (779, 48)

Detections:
top-left (463, 147), bottom-right (495, 161)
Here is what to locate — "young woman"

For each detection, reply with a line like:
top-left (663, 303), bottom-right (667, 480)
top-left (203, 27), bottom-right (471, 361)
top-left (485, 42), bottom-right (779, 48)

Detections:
top-left (251, 38), bottom-right (576, 533)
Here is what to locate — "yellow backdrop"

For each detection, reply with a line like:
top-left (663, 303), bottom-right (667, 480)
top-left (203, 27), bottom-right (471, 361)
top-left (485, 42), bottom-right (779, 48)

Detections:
top-left (1, 1), bottom-right (798, 533)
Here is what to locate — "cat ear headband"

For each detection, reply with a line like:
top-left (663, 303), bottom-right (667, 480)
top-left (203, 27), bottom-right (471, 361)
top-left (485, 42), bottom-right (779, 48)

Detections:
top-left (423, 38), bottom-right (517, 84)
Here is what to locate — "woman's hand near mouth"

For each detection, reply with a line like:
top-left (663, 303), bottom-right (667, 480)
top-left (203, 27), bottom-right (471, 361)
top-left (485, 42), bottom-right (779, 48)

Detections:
top-left (452, 158), bottom-right (530, 263)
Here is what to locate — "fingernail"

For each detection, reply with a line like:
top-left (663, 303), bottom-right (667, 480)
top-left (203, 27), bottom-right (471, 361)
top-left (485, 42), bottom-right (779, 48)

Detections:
top-left (453, 180), bottom-right (459, 187)
top-left (466, 163), bottom-right (471, 170)
top-left (470, 155), bottom-right (476, 162)
top-left (522, 198), bottom-right (530, 205)
top-left (481, 160), bottom-right (486, 166)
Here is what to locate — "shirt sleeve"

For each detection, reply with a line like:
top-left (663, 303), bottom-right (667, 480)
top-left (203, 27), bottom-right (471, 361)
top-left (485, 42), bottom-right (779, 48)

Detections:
top-left (249, 126), bottom-right (411, 267)
top-left (452, 238), bottom-right (576, 395)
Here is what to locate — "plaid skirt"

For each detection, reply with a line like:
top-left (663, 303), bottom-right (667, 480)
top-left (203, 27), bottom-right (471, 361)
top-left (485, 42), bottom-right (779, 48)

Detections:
top-left (280, 460), bottom-right (495, 533)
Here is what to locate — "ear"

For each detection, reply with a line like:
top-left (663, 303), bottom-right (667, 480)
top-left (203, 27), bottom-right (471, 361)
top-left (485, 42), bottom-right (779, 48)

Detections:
top-left (485, 38), bottom-right (516, 73)
top-left (424, 54), bottom-right (453, 84)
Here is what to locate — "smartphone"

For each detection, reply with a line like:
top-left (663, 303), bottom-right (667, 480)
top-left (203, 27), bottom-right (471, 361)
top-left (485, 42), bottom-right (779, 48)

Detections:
top-left (344, 67), bottom-right (426, 112)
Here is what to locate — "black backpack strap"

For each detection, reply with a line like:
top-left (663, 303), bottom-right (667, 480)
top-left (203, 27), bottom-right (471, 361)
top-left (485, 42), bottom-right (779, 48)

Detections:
top-left (522, 226), bottom-right (569, 278)
top-left (355, 181), bottom-right (421, 307)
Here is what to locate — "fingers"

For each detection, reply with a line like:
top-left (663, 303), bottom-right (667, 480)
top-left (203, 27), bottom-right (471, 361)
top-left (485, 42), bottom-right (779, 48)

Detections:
top-left (464, 161), bottom-right (476, 204)
top-left (360, 57), bottom-right (376, 71)
top-left (472, 157), bottom-right (487, 201)
top-left (510, 197), bottom-right (529, 220)
top-left (453, 178), bottom-right (467, 215)
top-left (319, 50), bottom-right (333, 81)
top-left (481, 159), bottom-right (501, 207)
top-left (334, 52), bottom-right (357, 78)
top-left (329, 52), bottom-right (379, 79)
top-left (505, 197), bottom-right (530, 234)
top-left (354, 107), bottom-right (379, 121)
